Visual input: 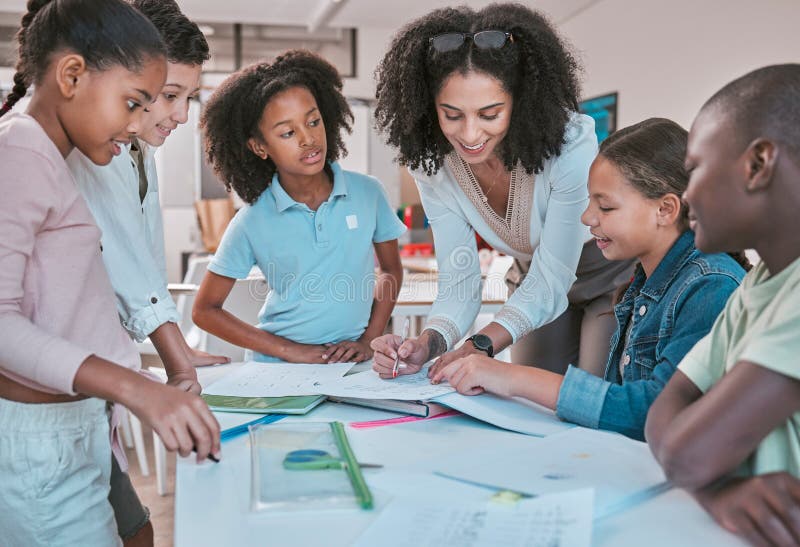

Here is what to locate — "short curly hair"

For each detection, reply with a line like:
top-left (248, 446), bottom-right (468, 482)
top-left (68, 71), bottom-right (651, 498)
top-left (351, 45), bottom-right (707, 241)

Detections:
top-left (374, 2), bottom-right (581, 176)
top-left (200, 50), bottom-right (353, 204)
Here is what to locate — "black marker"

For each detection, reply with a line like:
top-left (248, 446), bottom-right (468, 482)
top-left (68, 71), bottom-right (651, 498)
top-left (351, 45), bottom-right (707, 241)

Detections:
top-left (193, 446), bottom-right (220, 463)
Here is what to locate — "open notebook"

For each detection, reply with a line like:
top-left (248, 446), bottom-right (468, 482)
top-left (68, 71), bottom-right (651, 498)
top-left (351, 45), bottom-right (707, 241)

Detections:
top-left (148, 364), bottom-right (327, 415)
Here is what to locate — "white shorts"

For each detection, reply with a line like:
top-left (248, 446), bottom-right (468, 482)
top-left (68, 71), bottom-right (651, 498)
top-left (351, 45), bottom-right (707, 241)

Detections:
top-left (0, 397), bottom-right (122, 547)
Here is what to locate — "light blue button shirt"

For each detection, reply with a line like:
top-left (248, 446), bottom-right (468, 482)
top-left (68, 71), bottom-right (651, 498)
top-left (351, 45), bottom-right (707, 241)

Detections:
top-left (208, 162), bottom-right (405, 361)
top-left (411, 113), bottom-right (597, 349)
top-left (67, 143), bottom-right (180, 342)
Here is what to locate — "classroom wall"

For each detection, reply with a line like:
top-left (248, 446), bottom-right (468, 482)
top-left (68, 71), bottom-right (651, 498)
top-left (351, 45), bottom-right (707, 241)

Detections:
top-left (348, 1), bottom-right (800, 209)
top-left (338, 1), bottom-right (800, 129)
top-left (559, 0), bottom-right (800, 129)
top-left (342, 26), bottom-right (393, 100)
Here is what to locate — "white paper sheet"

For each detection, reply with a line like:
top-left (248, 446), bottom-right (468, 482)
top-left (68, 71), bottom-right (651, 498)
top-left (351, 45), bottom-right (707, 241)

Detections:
top-left (202, 362), bottom-right (354, 397)
top-left (318, 368), bottom-right (455, 400)
top-left (434, 392), bottom-right (575, 437)
top-left (353, 489), bottom-right (594, 547)
top-left (594, 488), bottom-right (746, 547)
top-left (435, 428), bottom-right (667, 517)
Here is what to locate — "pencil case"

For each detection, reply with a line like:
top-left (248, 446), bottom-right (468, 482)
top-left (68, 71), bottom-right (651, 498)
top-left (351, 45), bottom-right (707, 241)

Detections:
top-left (249, 421), bottom-right (373, 512)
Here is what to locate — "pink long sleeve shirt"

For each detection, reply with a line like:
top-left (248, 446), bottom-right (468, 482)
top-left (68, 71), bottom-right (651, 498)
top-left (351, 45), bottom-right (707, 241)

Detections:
top-left (0, 113), bottom-right (139, 395)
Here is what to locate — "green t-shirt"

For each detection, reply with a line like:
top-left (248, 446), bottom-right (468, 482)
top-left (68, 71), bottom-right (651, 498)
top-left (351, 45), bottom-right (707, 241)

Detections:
top-left (679, 257), bottom-right (800, 477)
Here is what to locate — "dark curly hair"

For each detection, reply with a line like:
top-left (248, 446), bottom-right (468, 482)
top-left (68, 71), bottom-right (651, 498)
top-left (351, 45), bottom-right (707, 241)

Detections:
top-left (0, 0), bottom-right (165, 117)
top-left (200, 50), bottom-right (353, 204)
top-left (374, 2), bottom-right (581, 176)
top-left (132, 0), bottom-right (210, 66)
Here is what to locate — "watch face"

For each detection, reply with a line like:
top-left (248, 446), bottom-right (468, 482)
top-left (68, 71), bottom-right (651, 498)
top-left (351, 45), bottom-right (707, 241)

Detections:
top-left (470, 334), bottom-right (493, 356)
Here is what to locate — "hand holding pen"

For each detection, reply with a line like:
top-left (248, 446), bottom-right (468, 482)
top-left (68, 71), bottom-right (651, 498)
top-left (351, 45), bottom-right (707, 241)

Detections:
top-left (370, 317), bottom-right (430, 379)
top-left (391, 317), bottom-right (411, 378)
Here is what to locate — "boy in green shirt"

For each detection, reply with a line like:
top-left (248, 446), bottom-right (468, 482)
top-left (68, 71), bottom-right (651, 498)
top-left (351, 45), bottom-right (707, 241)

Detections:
top-left (646, 64), bottom-right (800, 546)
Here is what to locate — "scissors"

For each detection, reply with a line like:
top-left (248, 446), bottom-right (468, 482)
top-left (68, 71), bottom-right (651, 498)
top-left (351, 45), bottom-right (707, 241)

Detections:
top-left (282, 449), bottom-right (383, 471)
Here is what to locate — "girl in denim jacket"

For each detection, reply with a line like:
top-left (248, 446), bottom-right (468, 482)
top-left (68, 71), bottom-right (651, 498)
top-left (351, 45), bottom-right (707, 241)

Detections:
top-left (431, 118), bottom-right (749, 440)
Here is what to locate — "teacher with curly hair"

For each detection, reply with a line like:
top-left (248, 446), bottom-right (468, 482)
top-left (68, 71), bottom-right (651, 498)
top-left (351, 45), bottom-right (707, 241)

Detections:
top-left (371, 3), bottom-right (634, 379)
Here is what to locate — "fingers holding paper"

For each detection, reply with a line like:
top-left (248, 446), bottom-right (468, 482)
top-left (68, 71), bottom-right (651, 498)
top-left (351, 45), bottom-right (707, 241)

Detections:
top-left (371, 334), bottom-right (428, 379)
top-left (431, 354), bottom-right (513, 397)
top-left (427, 341), bottom-right (481, 379)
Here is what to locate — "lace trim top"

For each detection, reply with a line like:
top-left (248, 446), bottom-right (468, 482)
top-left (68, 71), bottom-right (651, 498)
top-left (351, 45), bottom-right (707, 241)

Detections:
top-left (445, 152), bottom-right (535, 256)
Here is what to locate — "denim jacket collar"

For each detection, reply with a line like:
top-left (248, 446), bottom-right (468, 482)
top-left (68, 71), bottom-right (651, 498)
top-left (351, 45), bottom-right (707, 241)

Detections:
top-left (626, 231), bottom-right (697, 303)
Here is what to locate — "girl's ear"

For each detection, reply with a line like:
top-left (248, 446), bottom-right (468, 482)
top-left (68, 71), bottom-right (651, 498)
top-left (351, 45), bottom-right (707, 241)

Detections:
top-left (656, 193), bottom-right (682, 226)
top-left (247, 136), bottom-right (269, 160)
top-left (55, 54), bottom-right (88, 99)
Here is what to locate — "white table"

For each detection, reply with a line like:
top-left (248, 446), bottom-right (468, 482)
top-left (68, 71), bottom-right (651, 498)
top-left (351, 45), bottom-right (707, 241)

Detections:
top-left (173, 368), bottom-right (745, 546)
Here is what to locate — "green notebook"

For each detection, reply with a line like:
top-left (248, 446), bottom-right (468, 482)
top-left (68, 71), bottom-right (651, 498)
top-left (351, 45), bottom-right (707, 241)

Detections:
top-left (202, 394), bottom-right (326, 415)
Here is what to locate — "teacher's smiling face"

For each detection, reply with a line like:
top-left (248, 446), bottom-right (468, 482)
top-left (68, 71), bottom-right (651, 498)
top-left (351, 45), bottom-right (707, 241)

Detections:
top-left (435, 70), bottom-right (513, 165)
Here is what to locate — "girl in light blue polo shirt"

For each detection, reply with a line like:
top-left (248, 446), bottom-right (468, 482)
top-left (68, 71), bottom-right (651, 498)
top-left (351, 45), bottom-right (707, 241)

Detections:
top-left (194, 50), bottom-right (405, 364)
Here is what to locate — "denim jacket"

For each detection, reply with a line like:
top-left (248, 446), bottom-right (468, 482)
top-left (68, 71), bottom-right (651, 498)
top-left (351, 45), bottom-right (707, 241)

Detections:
top-left (555, 231), bottom-right (745, 440)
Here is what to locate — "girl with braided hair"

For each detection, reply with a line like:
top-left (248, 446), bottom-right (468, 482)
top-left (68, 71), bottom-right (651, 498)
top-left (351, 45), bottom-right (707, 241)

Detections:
top-left (0, 1), bottom-right (220, 544)
top-left (67, 4), bottom-right (226, 539)
top-left (370, 3), bottom-right (635, 381)
top-left (194, 50), bottom-right (405, 365)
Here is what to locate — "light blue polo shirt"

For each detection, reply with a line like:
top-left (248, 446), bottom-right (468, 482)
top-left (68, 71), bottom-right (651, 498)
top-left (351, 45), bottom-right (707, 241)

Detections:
top-left (208, 162), bottom-right (406, 361)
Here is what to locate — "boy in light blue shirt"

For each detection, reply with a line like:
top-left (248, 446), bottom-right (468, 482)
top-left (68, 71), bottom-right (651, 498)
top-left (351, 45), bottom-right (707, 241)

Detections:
top-left (194, 51), bottom-right (405, 364)
top-left (68, 1), bottom-right (228, 382)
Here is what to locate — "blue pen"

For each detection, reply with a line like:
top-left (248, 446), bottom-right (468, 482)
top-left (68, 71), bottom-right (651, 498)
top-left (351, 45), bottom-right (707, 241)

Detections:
top-left (220, 414), bottom-right (286, 442)
top-left (433, 471), bottom-right (536, 498)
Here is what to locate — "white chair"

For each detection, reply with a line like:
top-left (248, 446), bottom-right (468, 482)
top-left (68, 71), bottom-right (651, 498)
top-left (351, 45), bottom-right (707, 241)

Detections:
top-left (175, 257), bottom-right (265, 362)
top-left (118, 406), bottom-right (150, 477)
top-left (149, 255), bottom-right (212, 495)
top-left (174, 254), bottom-right (212, 350)
top-left (152, 429), bottom-right (169, 496)
top-left (197, 276), bottom-right (266, 362)
top-left (132, 256), bottom-right (214, 484)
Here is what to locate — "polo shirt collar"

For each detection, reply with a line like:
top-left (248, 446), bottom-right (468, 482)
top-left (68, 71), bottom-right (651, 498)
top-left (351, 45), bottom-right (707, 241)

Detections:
top-left (329, 161), bottom-right (348, 198)
top-left (269, 161), bottom-right (347, 212)
top-left (269, 173), bottom-right (296, 212)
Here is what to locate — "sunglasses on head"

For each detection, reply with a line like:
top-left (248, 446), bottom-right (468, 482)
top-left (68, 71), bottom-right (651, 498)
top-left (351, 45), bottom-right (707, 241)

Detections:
top-left (429, 30), bottom-right (514, 53)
